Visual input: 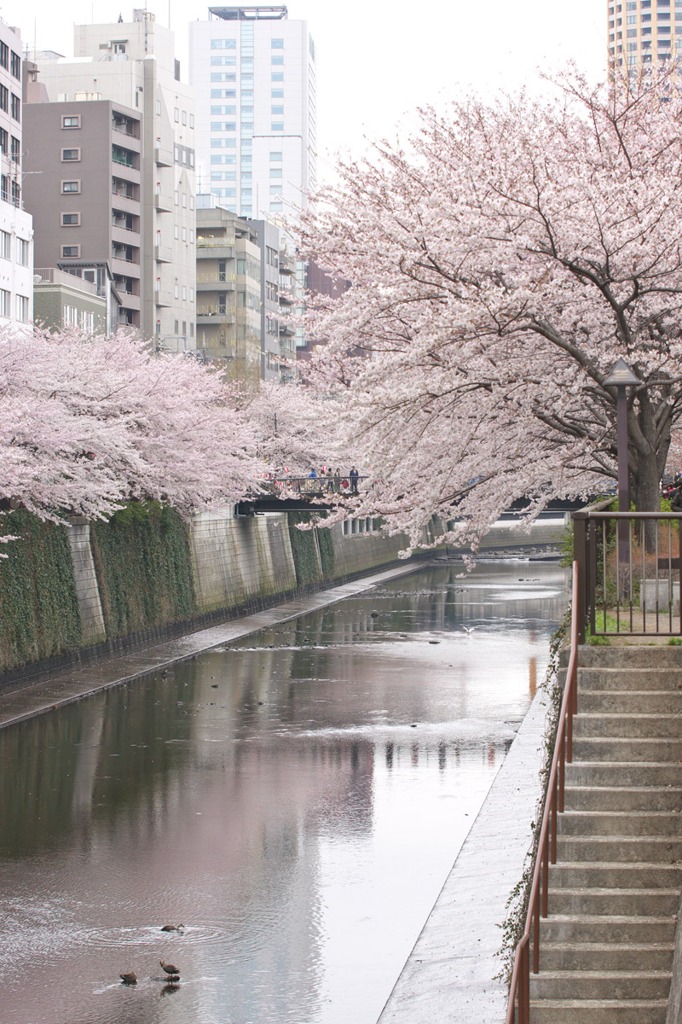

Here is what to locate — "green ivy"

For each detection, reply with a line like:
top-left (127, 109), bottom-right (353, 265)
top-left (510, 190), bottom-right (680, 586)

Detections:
top-left (91, 502), bottom-right (196, 639)
top-left (317, 517), bottom-right (335, 580)
top-left (288, 511), bottom-right (323, 587)
top-left (0, 509), bottom-right (82, 672)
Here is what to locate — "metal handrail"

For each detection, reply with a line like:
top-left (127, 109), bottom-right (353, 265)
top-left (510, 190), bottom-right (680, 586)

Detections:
top-left (505, 561), bottom-right (580, 1024)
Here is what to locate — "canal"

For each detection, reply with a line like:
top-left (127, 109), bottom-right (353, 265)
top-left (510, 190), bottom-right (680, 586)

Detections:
top-left (0, 560), bottom-right (567, 1024)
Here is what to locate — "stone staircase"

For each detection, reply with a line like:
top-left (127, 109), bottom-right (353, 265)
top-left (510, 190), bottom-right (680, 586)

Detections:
top-left (528, 646), bottom-right (682, 1024)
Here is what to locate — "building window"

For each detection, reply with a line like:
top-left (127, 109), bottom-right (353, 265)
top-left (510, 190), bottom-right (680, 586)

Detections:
top-left (0, 85), bottom-right (8, 113)
top-left (0, 231), bottom-right (10, 259)
top-left (10, 136), bottom-right (19, 163)
top-left (61, 212), bottom-right (81, 226)
top-left (271, 105), bottom-right (284, 114)
top-left (63, 304), bottom-right (78, 325)
top-left (10, 51), bottom-right (20, 79)
top-left (271, 38), bottom-right (284, 48)
top-left (62, 180), bottom-right (81, 193)
top-left (16, 239), bottom-right (29, 266)
top-left (16, 295), bottom-right (29, 322)
top-left (272, 88), bottom-right (284, 98)
top-left (271, 122), bottom-right (284, 131)
top-left (271, 55), bottom-right (284, 65)
top-left (61, 148), bottom-right (81, 162)
top-left (270, 151), bottom-right (283, 161)
top-left (61, 244), bottom-right (81, 258)
top-left (271, 72), bottom-right (284, 81)
top-left (10, 93), bottom-right (20, 121)
top-left (0, 289), bottom-right (9, 317)
top-left (0, 42), bottom-right (8, 70)
top-left (270, 168), bottom-right (283, 178)
top-left (62, 114), bottom-right (80, 129)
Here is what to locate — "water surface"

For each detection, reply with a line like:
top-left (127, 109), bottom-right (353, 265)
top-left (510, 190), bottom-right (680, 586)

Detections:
top-left (0, 561), bottom-right (567, 1024)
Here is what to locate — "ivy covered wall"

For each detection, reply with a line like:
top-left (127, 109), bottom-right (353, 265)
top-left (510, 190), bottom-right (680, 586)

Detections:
top-left (287, 512), bottom-right (323, 587)
top-left (0, 505), bottom-right (408, 682)
top-left (0, 509), bottom-right (82, 674)
top-left (90, 502), bottom-right (197, 639)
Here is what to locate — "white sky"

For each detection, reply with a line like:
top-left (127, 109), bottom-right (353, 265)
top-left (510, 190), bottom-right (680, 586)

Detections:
top-left (1, 0), bottom-right (607, 178)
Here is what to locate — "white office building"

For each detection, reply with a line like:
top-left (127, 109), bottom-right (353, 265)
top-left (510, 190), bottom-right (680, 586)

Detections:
top-left (189, 5), bottom-right (317, 223)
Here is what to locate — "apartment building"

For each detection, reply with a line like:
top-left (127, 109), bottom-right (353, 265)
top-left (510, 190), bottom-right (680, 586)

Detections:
top-left (26, 10), bottom-right (196, 350)
top-left (23, 98), bottom-right (142, 334)
top-left (0, 19), bottom-right (33, 332)
top-left (608, 0), bottom-right (682, 76)
top-left (196, 195), bottom-right (262, 381)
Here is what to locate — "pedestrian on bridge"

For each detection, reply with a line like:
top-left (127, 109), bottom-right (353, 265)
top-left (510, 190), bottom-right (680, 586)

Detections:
top-left (349, 467), bottom-right (359, 494)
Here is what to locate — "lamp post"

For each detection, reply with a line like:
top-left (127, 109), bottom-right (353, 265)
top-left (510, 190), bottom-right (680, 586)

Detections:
top-left (604, 358), bottom-right (640, 573)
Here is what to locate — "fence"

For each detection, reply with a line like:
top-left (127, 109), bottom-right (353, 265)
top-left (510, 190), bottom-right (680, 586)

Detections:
top-left (573, 502), bottom-right (682, 641)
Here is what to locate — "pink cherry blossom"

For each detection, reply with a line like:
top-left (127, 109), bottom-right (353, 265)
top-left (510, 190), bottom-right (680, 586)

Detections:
top-left (301, 70), bottom-right (682, 550)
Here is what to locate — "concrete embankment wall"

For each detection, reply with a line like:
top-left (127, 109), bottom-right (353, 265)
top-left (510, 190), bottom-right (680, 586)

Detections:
top-left (0, 507), bottom-right (410, 690)
top-left (0, 505), bottom-right (565, 692)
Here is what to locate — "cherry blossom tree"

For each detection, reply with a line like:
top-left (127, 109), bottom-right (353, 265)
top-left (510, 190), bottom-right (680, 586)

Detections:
top-left (0, 326), bottom-right (265, 527)
top-left (237, 379), bottom-right (346, 477)
top-left (302, 71), bottom-right (682, 550)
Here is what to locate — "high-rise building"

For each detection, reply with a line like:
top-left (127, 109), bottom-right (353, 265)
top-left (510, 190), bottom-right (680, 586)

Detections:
top-left (608, 0), bottom-right (682, 77)
top-left (189, 6), bottom-right (317, 222)
top-left (25, 10), bottom-right (196, 351)
top-left (0, 20), bottom-right (33, 333)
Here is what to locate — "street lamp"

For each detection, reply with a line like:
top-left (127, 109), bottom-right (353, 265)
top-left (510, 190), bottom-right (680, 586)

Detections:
top-left (604, 357), bottom-right (640, 514)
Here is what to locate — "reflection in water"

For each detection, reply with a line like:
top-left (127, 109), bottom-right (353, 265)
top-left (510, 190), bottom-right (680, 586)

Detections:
top-left (0, 562), bottom-right (567, 1024)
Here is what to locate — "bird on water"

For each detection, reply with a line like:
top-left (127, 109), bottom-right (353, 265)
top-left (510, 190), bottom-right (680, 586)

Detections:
top-left (120, 971), bottom-right (137, 985)
top-left (160, 960), bottom-right (180, 979)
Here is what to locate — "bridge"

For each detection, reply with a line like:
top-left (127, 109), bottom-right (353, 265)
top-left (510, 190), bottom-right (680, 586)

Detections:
top-left (235, 480), bottom-right (585, 518)
top-left (235, 475), bottom-right (363, 515)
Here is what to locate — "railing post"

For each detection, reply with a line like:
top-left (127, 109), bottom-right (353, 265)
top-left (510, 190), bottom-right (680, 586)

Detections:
top-left (572, 512), bottom-right (588, 644)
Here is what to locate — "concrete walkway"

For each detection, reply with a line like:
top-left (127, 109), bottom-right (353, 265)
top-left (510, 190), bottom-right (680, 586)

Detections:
top-left (378, 685), bottom-right (549, 1024)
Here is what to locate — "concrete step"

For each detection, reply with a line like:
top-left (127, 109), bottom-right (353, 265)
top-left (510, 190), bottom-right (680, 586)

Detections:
top-left (579, 690), bottom-right (682, 714)
top-left (549, 861), bottom-right (682, 889)
top-left (540, 914), bottom-right (676, 945)
top-left (539, 941), bottom-right (674, 972)
top-left (564, 785), bottom-right (682, 812)
top-left (557, 834), bottom-right (682, 862)
top-left (577, 667), bottom-right (682, 690)
top-left (572, 737), bottom-right (682, 761)
top-left (565, 761), bottom-right (682, 788)
top-left (547, 886), bottom-right (679, 916)
top-left (578, 647), bottom-right (682, 668)
top-left (529, 969), bottom-right (671, 1001)
top-left (527, 997), bottom-right (668, 1024)
top-left (558, 810), bottom-right (682, 836)
top-left (573, 713), bottom-right (682, 739)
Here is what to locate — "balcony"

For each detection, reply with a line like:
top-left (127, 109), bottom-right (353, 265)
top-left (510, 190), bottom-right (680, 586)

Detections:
top-left (196, 237), bottom-right (235, 260)
top-left (279, 253), bottom-right (296, 275)
top-left (154, 288), bottom-right (174, 307)
top-left (154, 190), bottom-right (173, 213)
top-left (197, 305), bottom-right (235, 324)
top-left (196, 273), bottom-right (236, 290)
top-left (155, 142), bottom-right (173, 167)
top-left (154, 243), bottom-right (173, 263)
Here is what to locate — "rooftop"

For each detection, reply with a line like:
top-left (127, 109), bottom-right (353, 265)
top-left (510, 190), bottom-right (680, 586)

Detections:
top-left (209, 6), bottom-right (288, 20)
